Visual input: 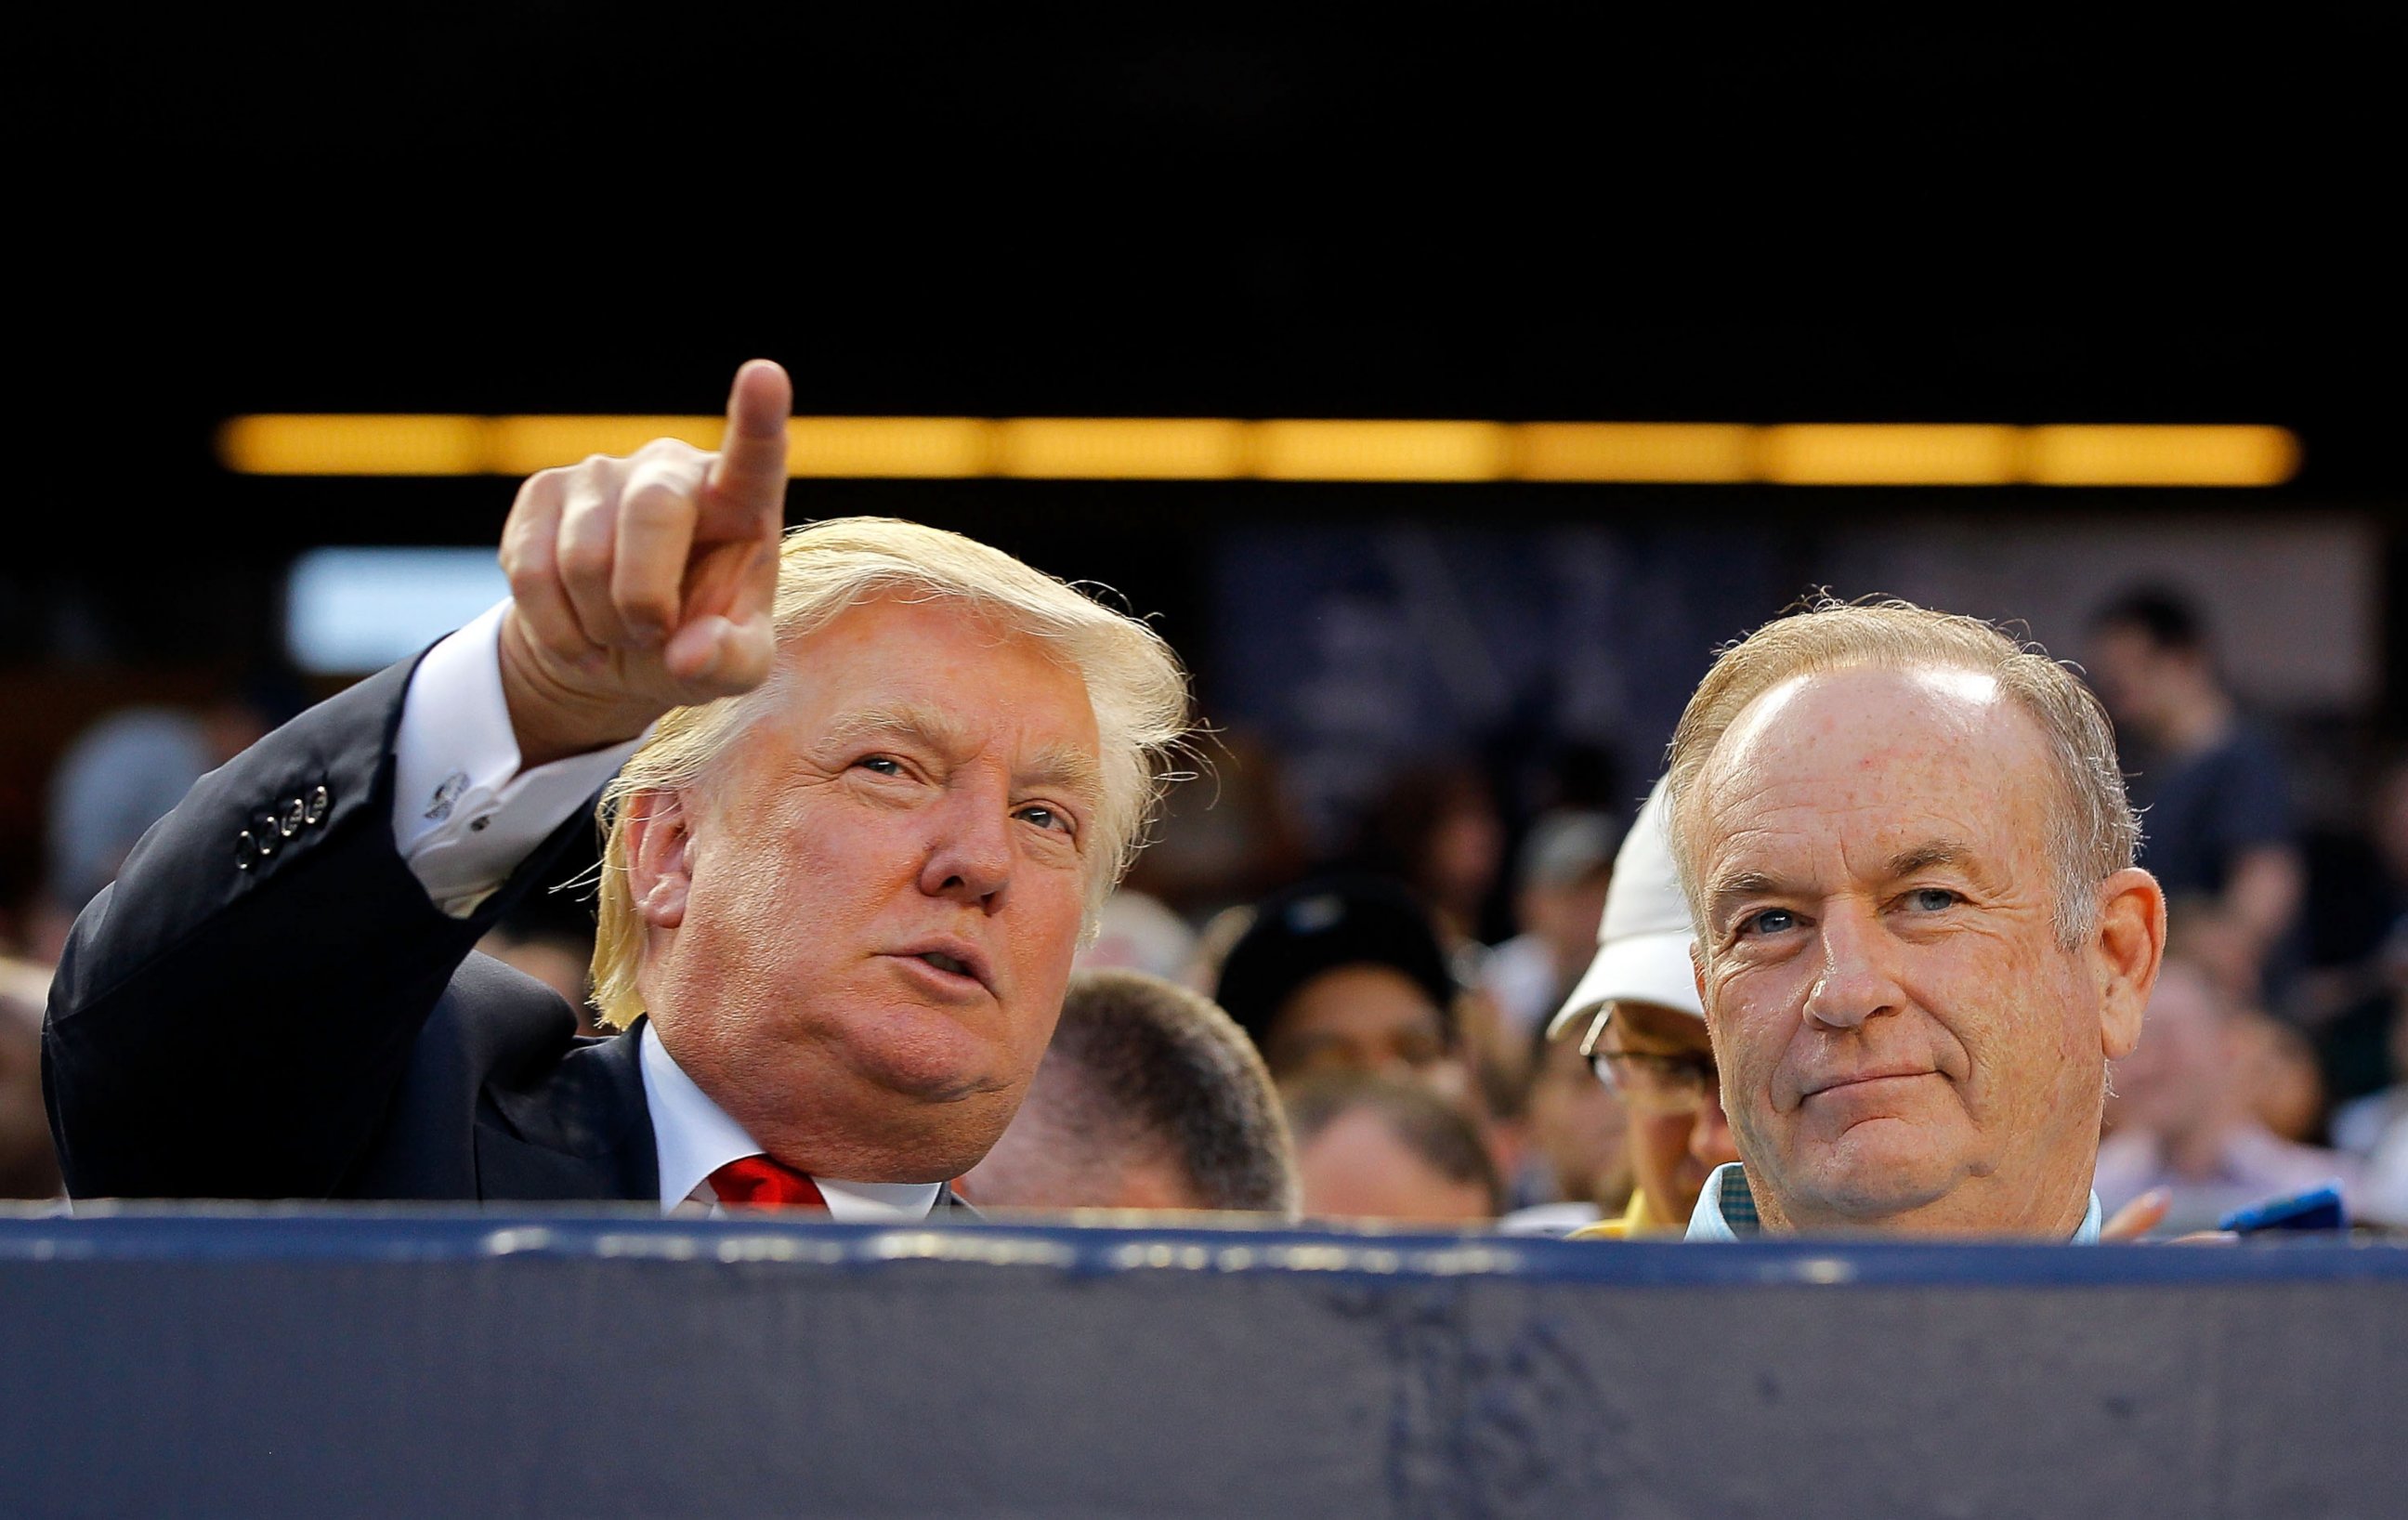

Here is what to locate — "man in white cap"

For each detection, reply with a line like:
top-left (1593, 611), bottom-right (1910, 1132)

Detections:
top-left (1550, 779), bottom-right (1741, 1238)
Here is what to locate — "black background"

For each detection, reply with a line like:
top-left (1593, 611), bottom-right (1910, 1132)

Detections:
top-left (14, 10), bottom-right (2403, 664)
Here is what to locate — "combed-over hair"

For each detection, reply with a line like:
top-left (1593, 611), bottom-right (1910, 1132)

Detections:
top-left (588, 518), bottom-right (1191, 1029)
top-left (1039, 968), bottom-right (1300, 1215)
top-left (1663, 596), bottom-right (2139, 948)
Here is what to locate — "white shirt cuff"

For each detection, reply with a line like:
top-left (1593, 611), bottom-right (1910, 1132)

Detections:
top-left (391, 602), bottom-right (649, 917)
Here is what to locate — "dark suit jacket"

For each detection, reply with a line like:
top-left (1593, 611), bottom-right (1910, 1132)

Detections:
top-left (43, 655), bottom-right (967, 1212)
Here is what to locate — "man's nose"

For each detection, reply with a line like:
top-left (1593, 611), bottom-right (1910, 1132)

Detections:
top-left (917, 788), bottom-right (1014, 908)
top-left (1800, 902), bottom-right (1904, 1029)
top-left (1690, 1082), bottom-right (1739, 1168)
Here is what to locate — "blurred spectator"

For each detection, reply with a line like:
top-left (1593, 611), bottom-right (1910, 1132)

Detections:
top-left (1119, 730), bottom-right (1306, 924)
top-left (2096, 951), bottom-right (2360, 1235)
top-left (964, 970), bottom-right (1298, 1216)
top-left (1499, 1020), bottom-right (1633, 1233)
top-left (33, 695), bottom-right (281, 962)
top-left (1349, 761), bottom-right (1506, 955)
top-left (2231, 999), bottom-right (2328, 1144)
top-left (1073, 889), bottom-right (1199, 983)
top-left (1480, 809), bottom-right (1622, 1042)
top-left (1213, 876), bottom-right (1464, 1095)
top-left (1347, 764), bottom-right (1528, 1130)
top-left (1286, 1072), bottom-right (1500, 1225)
top-left (0, 957), bottom-right (63, 1199)
top-left (2291, 755), bottom-right (2408, 1111)
top-left (2087, 587), bottom-right (2303, 993)
top-left (2332, 993), bottom-right (2408, 1225)
top-left (1551, 779), bottom-right (1739, 1238)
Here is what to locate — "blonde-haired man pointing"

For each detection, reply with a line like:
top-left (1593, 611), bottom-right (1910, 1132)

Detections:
top-left (47, 362), bottom-right (1190, 1218)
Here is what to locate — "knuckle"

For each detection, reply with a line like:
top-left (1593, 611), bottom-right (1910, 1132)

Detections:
top-left (498, 544), bottom-right (543, 588)
top-left (555, 531), bottom-right (613, 582)
top-left (616, 589), bottom-right (677, 627)
top-left (619, 479), bottom-right (690, 523)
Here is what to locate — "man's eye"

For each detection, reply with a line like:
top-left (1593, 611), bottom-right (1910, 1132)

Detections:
top-left (1905, 887), bottom-right (1957, 912)
top-left (855, 756), bottom-right (905, 777)
top-left (1739, 907), bottom-right (1797, 937)
top-left (1016, 805), bottom-right (1073, 834)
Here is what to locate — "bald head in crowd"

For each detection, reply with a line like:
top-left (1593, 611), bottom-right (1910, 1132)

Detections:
top-left (964, 969), bottom-right (1299, 1215)
top-left (1665, 598), bottom-right (2166, 1239)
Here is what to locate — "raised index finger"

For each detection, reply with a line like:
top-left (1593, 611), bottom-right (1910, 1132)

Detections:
top-left (703, 358), bottom-right (792, 532)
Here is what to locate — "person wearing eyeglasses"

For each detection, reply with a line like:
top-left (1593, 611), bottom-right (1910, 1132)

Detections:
top-left (1550, 780), bottom-right (1741, 1239)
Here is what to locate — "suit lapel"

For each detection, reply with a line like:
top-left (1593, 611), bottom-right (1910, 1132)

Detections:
top-left (476, 1025), bottom-right (660, 1202)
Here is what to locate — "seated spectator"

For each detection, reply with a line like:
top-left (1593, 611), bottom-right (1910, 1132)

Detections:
top-left (963, 970), bottom-right (1298, 1216)
top-left (1498, 1022), bottom-right (1632, 1233)
top-left (1665, 599), bottom-right (2165, 1239)
top-left (1072, 888), bottom-right (1199, 983)
top-left (1214, 876), bottom-right (1466, 1097)
top-left (1482, 809), bottom-right (1622, 1042)
top-left (2098, 950), bottom-right (2362, 1235)
top-left (1351, 762), bottom-right (1506, 959)
top-left (2087, 587), bottom-right (2302, 995)
top-left (1550, 779), bottom-right (1741, 1238)
top-left (1286, 1073), bottom-right (1500, 1225)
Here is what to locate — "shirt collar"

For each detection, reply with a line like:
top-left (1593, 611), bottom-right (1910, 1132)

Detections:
top-left (638, 1022), bottom-right (941, 1223)
top-left (1686, 1162), bottom-right (2105, 1242)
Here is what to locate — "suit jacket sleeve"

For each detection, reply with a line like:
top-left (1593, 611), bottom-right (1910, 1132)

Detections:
top-left (43, 654), bottom-right (597, 1199)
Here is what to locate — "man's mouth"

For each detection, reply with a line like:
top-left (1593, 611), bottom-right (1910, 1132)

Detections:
top-left (1801, 1068), bottom-right (1935, 1101)
top-left (891, 943), bottom-right (992, 995)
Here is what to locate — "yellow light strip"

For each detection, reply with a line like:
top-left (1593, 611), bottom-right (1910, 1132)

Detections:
top-left (996, 417), bottom-right (1248, 479)
top-left (1760, 425), bottom-right (2024, 486)
top-left (216, 415), bottom-right (2304, 486)
top-left (1516, 423), bottom-right (1755, 483)
top-left (2026, 425), bottom-right (2299, 487)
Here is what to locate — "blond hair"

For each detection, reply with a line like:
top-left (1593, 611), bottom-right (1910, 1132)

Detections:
top-left (588, 518), bottom-right (1191, 1029)
top-left (1663, 596), bottom-right (2137, 947)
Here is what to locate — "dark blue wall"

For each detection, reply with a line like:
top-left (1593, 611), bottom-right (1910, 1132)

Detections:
top-left (5, 1210), bottom-right (2403, 1518)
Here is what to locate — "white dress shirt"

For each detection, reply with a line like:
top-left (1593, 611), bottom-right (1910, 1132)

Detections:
top-left (388, 605), bottom-right (940, 1222)
top-left (638, 1023), bottom-right (941, 1222)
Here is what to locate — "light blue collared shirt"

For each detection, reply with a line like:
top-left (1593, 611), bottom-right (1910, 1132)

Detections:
top-left (1685, 1162), bottom-right (2104, 1242)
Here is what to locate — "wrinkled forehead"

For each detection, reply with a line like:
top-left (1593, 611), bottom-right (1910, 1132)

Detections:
top-left (1692, 663), bottom-right (2055, 860)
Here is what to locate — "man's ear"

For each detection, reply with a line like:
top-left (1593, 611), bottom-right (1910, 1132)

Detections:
top-left (2091, 867), bottom-right (2166, 1060)
top-left (622, 789), bottom-right (695, 930)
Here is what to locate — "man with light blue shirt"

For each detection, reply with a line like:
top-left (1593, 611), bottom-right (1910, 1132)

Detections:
top-left (1657, 599), bottom-right (2166, 1241)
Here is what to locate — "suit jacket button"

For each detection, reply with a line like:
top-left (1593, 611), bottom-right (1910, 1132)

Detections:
top-left (236, 830), bottom-right (257, 870)
top-left (252, 815), bottom-right (281, 857)
top-left (304, 785), bottom-right (330, 825)
top-left (281, 799), bottom-right (306, 836)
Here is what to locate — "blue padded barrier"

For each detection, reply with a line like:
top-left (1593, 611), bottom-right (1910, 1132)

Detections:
top-left (4, 1207), bottom-right (2404, 1518)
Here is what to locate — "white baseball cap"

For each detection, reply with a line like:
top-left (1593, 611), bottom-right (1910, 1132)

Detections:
top-left (1545, 777), bottom-right (1702, 1049)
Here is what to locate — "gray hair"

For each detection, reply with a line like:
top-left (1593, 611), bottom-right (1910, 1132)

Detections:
top-left (1663, 596), bottom-right (2138, 948)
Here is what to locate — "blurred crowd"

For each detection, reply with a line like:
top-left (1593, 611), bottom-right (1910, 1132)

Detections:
top-left (6, 582), bottom-right (2406, 1236)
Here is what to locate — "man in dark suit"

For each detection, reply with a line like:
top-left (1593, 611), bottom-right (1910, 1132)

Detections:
top-left (45, 360), bottom-right (1193, 1219)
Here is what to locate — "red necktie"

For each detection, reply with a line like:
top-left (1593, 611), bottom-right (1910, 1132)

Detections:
top-left (708, 1154), bottom-right (829, 1212)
